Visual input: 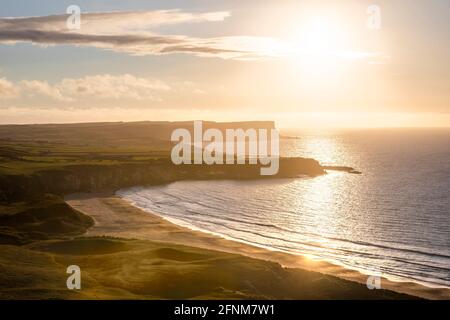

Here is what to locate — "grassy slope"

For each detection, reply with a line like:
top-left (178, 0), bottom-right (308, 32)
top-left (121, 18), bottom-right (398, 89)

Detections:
top-left (0, 238), bottom-right (413, 300)
top-left (0, 139), bottom-right (169, 176)
top-left (0, 195), bottom-right (94, 245)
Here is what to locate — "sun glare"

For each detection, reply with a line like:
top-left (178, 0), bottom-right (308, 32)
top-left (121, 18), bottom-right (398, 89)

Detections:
top-left (301, 17), bottom-right (344, 53)
top-left (288, 15), bottom-right (352, 74)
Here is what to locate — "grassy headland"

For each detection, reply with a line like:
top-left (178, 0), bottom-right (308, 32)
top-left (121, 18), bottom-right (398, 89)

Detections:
top-left (0, 121), bottom-right (327, 202)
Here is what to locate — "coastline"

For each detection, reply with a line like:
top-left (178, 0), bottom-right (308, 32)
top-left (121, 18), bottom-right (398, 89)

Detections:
top-left (66, 192), bottom-right (450, 300)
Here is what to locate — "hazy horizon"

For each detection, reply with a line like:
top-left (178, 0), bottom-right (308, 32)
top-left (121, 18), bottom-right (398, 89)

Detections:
top-left (1, 119), bottom-right (450, 131)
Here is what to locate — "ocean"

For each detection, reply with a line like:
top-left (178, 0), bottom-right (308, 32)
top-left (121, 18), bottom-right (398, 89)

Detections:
top-left (118, 128), bottom-right (450, 288)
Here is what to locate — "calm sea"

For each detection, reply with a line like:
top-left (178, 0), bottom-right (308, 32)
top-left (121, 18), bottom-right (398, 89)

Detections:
top-left (118, 128), bottom-right (450, 288)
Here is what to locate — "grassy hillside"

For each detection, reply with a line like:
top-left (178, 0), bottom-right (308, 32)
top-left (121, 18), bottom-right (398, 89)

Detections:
top-left (0, 237), bottom-right (414, 300)
top-left (0, 194), bottom-right (93, 245)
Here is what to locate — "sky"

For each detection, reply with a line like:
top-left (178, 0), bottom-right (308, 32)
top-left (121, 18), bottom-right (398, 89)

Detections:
top-left (0, 0), bottom-right (449, 128)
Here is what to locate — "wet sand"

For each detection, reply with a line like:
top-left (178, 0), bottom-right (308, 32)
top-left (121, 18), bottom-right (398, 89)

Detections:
top-left (66, 192), bottom-right (450, 300)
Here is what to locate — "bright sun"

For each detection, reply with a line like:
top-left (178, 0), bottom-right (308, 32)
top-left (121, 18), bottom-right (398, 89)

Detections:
top-left (302, 17), bottom-right (342, 53)
top-left (289, 15), bottom-right (350, 73)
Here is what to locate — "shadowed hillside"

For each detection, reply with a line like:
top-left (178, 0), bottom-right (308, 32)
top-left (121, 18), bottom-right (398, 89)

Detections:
top-left (0, 238), bottom-right (415, 300)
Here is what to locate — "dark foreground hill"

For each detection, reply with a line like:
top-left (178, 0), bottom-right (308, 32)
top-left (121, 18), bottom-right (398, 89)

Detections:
top-left (0, 237), bottom-right (414, 300)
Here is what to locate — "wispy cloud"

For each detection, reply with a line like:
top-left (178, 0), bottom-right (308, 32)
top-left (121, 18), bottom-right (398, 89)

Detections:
top-left (0, 10), bottom-right (230, 34)
top-left (0, 10), bottom-right (281, 59)
top-left (55, 74), bottom-right (170, 100)
top-left (0, 9), bottom-right (387, 61)
top-left (0, 77), bottom-right (19, 98)
top-left (20, 80), bottom-right (71, 102)
top-left (2, 74), bottom-right (171, 102)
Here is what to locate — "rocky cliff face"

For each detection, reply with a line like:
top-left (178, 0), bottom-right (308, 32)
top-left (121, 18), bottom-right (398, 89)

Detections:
top-left (0, 157), bottom-right (324, 202)
top-left (0, 157), bottom-right (324, 245)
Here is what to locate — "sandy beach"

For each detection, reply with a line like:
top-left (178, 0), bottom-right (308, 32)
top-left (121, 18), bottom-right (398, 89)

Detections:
top-left (66, 192), bottom-right (450, 300)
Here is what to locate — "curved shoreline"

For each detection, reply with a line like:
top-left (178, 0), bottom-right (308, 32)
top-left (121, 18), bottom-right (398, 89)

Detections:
top-left (117, 194), bottom-right (450, 290)
top-left (66, 192), bottom-right (450, 300)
